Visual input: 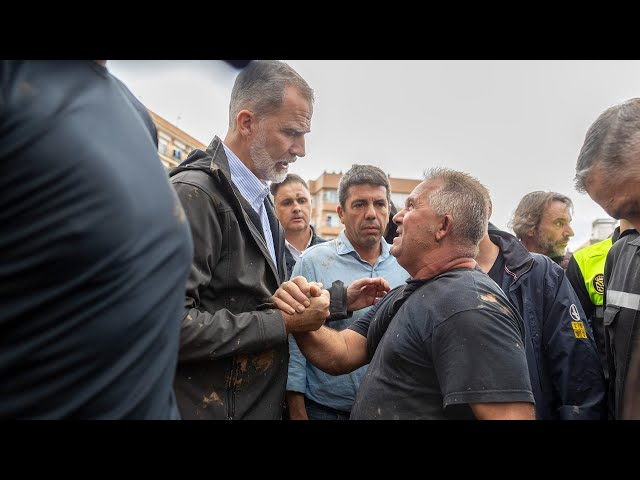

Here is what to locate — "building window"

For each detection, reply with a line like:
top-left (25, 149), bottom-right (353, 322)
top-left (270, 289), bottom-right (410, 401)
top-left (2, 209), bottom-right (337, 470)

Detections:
top-left (323, 190), bottom-right (338, 203)
top-left (159, 139), bottom-right (168, 155)
top-left (173, 149), bottom-right (182, 160)
top-left (326, 213), bottom-right (340, 227)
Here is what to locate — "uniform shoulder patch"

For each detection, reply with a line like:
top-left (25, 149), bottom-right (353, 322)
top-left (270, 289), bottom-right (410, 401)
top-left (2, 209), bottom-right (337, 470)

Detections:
top-left (569, 304), bottom-right (587, 338)
top-left (593, 273), bottom-right (605, 295)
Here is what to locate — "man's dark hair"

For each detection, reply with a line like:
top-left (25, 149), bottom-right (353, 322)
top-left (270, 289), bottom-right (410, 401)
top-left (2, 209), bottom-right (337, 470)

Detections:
top-left (384, 200), bottom-right (399, 244)
top-left (338, 164), bottom-right (391, 209)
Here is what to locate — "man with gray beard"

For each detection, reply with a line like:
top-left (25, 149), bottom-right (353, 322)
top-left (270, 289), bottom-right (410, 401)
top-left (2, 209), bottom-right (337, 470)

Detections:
top-left (169, 60), bottom-right (330, 419)
top-left (169, 61), bottom-right (387, 419)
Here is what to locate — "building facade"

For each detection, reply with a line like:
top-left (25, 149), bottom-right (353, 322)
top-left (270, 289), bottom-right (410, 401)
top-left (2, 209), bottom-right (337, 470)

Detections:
top-left (590, 218), bottom-right (617, 243)
top-left (575, 217), bottom-right (619, 251)
top-left (149, 110), bottom-right (206, 169)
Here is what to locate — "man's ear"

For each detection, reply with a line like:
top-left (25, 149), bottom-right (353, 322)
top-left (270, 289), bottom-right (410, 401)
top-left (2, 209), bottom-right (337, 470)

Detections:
top-left (436, 214), bottom-right (452, 241)
top-left (337, 205), bottom-right (344, 224)
top-left (237, 110), bottom-right (255, 138)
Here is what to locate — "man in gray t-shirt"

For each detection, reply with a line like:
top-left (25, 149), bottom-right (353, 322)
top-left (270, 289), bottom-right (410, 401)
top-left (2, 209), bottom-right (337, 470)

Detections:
top-left (275, 167), bottom-right (535, 420)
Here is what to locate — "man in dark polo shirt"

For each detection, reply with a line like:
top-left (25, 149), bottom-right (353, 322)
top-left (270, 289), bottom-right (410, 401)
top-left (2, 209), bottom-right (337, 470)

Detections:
top-left (284, 167), bottom-right (535, 420)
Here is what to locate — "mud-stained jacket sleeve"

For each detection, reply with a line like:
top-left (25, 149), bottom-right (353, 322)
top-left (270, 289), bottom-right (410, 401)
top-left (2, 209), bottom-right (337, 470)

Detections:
top-left (543, 266), bottom-right (607, 420)
top-left (173, 180), bottom-right (287, 363)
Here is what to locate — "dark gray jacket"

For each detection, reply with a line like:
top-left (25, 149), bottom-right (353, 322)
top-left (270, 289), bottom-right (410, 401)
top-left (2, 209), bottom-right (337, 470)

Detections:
top-left (169, 136), bottom-right (289, 419)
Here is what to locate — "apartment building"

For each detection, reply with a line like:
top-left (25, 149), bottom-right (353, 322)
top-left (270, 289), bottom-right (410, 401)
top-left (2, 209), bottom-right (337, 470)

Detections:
top-left (149, 110), bottom-right (205, 169)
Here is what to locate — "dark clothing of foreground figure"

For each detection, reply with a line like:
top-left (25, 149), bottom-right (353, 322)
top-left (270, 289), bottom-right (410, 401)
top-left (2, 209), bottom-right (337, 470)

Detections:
top-left (566, 226), bottom-right (622, 384)
top-left (349, 268), bottom-right (534, 420)
top-left (487, 224), bottom-right (606, 420)
top-left (0, 60), bottom-right (193, 419)
top-left (603, 228), bottom-right (640, 419)
top-left (169, 137), bottom-right (290, 420)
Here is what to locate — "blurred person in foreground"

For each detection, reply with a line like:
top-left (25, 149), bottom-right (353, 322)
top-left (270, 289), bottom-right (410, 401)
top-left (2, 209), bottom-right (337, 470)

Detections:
top-left (0, 60), bottom-right (193, 419)
top-left (574, 97), bottom-right (640, 419)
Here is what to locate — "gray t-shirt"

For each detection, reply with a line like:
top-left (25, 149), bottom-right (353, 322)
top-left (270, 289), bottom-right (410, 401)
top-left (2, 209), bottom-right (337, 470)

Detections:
top-left (350, 268), bottom-right (534, 420)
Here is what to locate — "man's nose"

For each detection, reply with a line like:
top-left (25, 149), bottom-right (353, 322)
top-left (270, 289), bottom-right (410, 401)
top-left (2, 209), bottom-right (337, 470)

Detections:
top-left (365, 204), bottom-right (376, 218)
top-left (565, 224), bottom-right (575, 237)
top-left (291, 137), bottom-right (306, 158)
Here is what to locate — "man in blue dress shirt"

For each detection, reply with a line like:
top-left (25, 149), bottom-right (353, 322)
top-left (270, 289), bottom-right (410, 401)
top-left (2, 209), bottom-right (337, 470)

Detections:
top-left (286, 164), bottom-right (408, 420)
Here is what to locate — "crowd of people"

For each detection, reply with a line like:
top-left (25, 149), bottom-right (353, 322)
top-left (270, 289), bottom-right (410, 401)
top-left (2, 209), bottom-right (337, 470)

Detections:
top-left (2, 60), bottom-right (638, 420)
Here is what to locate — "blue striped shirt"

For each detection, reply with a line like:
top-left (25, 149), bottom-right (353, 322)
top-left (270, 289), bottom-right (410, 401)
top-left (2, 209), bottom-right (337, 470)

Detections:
top-left (223, 143), bottom-right (278, 270)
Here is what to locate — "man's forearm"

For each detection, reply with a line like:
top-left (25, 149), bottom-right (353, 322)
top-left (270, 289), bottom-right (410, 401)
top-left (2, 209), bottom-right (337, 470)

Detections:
top-left (286, 391), bottom-right (308, 420)
top-left (293, 326), bottom-right (363, 376)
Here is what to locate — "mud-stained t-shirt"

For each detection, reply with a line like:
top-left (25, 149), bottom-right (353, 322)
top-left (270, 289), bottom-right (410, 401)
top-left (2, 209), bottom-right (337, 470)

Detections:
top-left (349, 268), bottom-right (534, 420)
top-left (0, 61), bottom-right (193, 418)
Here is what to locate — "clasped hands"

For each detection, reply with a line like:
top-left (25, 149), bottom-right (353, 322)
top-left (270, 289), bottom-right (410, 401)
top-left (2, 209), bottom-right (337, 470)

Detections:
top-left (272, 276), bottom-right (391, 334)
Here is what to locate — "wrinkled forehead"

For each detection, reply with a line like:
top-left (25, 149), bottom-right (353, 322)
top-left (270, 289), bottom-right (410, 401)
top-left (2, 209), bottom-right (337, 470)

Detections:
top-left (410, 179), bottom-right (440, 202)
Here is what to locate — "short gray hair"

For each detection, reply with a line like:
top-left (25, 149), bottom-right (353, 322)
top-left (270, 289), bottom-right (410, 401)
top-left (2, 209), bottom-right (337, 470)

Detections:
top-left (338, 164), bottom-right (391, 208)
top-left (228, 60), bottom-right (314, 130)
top-left (509, 191), bottom-right (573, 240)
top-left (575, 98), bottom-right (640, 192)
top-left (423, 167), bottom-right (489, 256)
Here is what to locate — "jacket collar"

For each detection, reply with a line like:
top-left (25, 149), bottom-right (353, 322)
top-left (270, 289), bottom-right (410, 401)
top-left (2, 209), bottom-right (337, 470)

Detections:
top-left (487, 222), bottom-right (534, 280)
top-left (168, 136), bottom-right (229, 179)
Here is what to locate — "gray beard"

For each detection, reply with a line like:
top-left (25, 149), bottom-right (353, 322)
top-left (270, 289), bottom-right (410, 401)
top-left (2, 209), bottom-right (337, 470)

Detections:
top-left (249, 146), bottom-right (290, 183)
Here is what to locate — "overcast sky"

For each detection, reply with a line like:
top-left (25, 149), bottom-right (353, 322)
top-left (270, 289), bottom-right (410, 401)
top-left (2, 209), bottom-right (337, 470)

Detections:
top-left (109, 60), bottom-right (640, 251)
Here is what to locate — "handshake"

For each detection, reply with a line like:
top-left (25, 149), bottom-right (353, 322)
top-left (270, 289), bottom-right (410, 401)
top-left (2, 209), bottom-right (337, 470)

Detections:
top-left (271, 276), bottom-right (391, 334)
